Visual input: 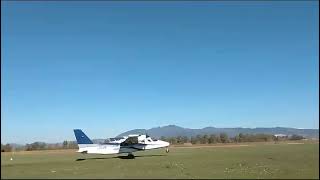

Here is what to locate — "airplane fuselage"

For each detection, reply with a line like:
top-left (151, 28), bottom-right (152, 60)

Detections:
top-left (78, 141), bottom-right (169, 155)
top-left (74, 130), bottom-right (170, 156)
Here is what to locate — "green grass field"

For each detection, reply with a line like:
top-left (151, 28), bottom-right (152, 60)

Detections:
top-left (1, 142), bottom-right (319, 179)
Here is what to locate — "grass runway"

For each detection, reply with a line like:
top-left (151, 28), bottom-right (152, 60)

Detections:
top-left (1, 142), bottom-right (319, 179)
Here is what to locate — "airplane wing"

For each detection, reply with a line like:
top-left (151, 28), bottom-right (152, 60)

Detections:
top-left (109, 137), bottom-right (127, 143)
top-left (120, 136), bottom-right (139, 146)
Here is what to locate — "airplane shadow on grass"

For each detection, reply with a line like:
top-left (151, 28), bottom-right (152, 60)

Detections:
top-left (76, 154), bottom-right (167, 161)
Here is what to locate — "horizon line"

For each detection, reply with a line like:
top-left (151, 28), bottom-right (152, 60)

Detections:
top-left (2, 125), bottom-right (318, 145)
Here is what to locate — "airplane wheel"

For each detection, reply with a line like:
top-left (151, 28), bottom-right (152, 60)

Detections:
top-left (166, 148), bottom-right (169, 153)
top-left (128, 153), bottom-right (135, 159)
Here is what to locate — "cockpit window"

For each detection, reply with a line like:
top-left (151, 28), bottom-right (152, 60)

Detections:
top-left (151, 137), bottom-right (158, 141)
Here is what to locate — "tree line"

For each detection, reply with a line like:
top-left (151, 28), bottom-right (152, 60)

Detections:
top-left (160, 133), bottom-right (305, 145)
top-left (1, 133), bottom-right (305, 152)
top-left (1, 140), bottom-right (78, 152)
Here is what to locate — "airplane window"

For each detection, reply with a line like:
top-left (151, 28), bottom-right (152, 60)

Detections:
top-left (148, 139), bottom-right (151, 142)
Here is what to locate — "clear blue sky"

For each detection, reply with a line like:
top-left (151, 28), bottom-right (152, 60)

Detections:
top-left (1, 1), bottom-right (319, 144)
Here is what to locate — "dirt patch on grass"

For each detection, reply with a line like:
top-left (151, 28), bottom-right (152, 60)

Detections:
top-left (287, 143), bottom-right (304, 145)
top-left (172, 144), bottom-right (249, 149)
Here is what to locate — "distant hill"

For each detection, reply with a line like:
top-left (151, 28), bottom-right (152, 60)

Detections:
top-left (117, 125), bottom-right (319, 139)
top-left (4, 125), bottom-right (317, 146)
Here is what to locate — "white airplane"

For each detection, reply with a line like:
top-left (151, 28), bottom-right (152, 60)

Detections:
top-left (73, 129), bottom-right (170, 158)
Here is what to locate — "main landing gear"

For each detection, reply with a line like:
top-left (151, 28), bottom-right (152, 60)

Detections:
top-left (127, 153), bottom-right (135, 159)
top-left (166, 147), bottom-right (169, 153)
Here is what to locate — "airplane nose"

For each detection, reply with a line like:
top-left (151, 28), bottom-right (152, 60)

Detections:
top-left (165, 141), bottom-right (170, 147)
top-left (160, 140), bottom-right (169, 147)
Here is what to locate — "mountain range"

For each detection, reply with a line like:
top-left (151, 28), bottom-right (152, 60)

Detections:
top-left (117, 125), bottom-right (319, 139)
top-left (5, 125), bottom-right (318, 146)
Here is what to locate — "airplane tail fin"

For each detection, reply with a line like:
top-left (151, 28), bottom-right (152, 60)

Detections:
top-left (73, 129), bottom-right (93, 144)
